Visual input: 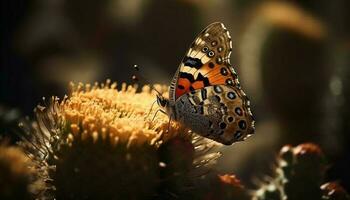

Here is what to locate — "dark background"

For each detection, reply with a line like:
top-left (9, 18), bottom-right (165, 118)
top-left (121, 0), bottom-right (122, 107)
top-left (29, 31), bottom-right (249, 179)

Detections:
top-left (1, 0), bottom-right (350, 191)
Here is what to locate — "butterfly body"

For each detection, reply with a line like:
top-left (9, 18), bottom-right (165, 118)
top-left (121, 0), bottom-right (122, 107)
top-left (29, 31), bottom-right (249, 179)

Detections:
top-left (157, 22), bottom-right (255, 145)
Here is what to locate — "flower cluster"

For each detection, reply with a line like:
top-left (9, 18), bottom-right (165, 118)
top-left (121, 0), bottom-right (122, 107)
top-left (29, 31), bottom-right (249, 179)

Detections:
top-left (1, 80), bottom-right (348, 200)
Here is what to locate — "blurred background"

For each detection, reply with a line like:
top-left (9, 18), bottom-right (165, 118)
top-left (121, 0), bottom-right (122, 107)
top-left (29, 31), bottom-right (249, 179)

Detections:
top-left (1, 0), bottom-right (349, 192)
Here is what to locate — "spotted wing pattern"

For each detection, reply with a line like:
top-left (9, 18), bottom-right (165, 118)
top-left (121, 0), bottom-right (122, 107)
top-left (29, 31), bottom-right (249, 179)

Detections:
top-left (167, 22), bottom-right (255, 145)
top-left (169, 22), bottom-right (237, 102)
top-left (175, 85), bottom-right (255, 145)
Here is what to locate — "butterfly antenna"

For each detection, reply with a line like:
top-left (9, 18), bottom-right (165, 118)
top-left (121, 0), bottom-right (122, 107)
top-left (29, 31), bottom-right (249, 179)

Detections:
top-left (132, 64), bottom-right (163, 96)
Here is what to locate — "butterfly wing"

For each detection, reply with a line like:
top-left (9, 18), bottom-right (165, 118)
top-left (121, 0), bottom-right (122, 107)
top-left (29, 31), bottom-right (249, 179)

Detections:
top-left (169, 22), bottom-right (255, 144)
top-left (175, 85), bottom-right (255, 145)
top-left (169, 22), bottom-right (237, 102)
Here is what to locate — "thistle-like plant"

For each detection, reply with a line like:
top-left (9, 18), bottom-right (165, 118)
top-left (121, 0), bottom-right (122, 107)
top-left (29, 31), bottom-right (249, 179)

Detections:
top-left (19, 80), bottom-right (221, 199)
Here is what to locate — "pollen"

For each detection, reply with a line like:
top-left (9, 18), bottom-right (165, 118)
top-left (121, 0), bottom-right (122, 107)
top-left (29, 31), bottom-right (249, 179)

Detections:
top-left (60, 80), bottom-right (178, 147)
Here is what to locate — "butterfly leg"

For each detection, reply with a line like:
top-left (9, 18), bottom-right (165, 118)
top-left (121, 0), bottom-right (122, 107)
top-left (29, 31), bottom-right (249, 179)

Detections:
top-left (144, 100), bottom-right (157, 120)
top-left (151, 108), bottom-right (167, 122)
top-left (167, 115), bottom-right (172, 133)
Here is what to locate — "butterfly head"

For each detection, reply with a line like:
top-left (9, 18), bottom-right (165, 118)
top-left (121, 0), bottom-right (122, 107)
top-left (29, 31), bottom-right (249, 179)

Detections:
top-left (156, 94), bottom-right (176, 117)
top-left (156, 94), bottom-right (168, 108)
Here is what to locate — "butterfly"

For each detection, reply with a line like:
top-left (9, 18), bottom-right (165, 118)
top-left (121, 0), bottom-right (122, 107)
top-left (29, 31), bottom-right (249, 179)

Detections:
top-left (156, 22), bottom-right (255, 145)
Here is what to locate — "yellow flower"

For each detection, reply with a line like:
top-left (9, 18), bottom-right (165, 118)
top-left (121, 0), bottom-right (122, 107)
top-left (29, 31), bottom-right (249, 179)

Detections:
top-left (21, 80), bottom-right (219, 199)
top-left (61, 80), bottom-right (177, 147)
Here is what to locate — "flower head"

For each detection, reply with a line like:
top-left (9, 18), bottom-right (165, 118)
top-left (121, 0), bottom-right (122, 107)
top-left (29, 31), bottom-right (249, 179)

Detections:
top-left (20, 80), bottom-right (219, 199)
